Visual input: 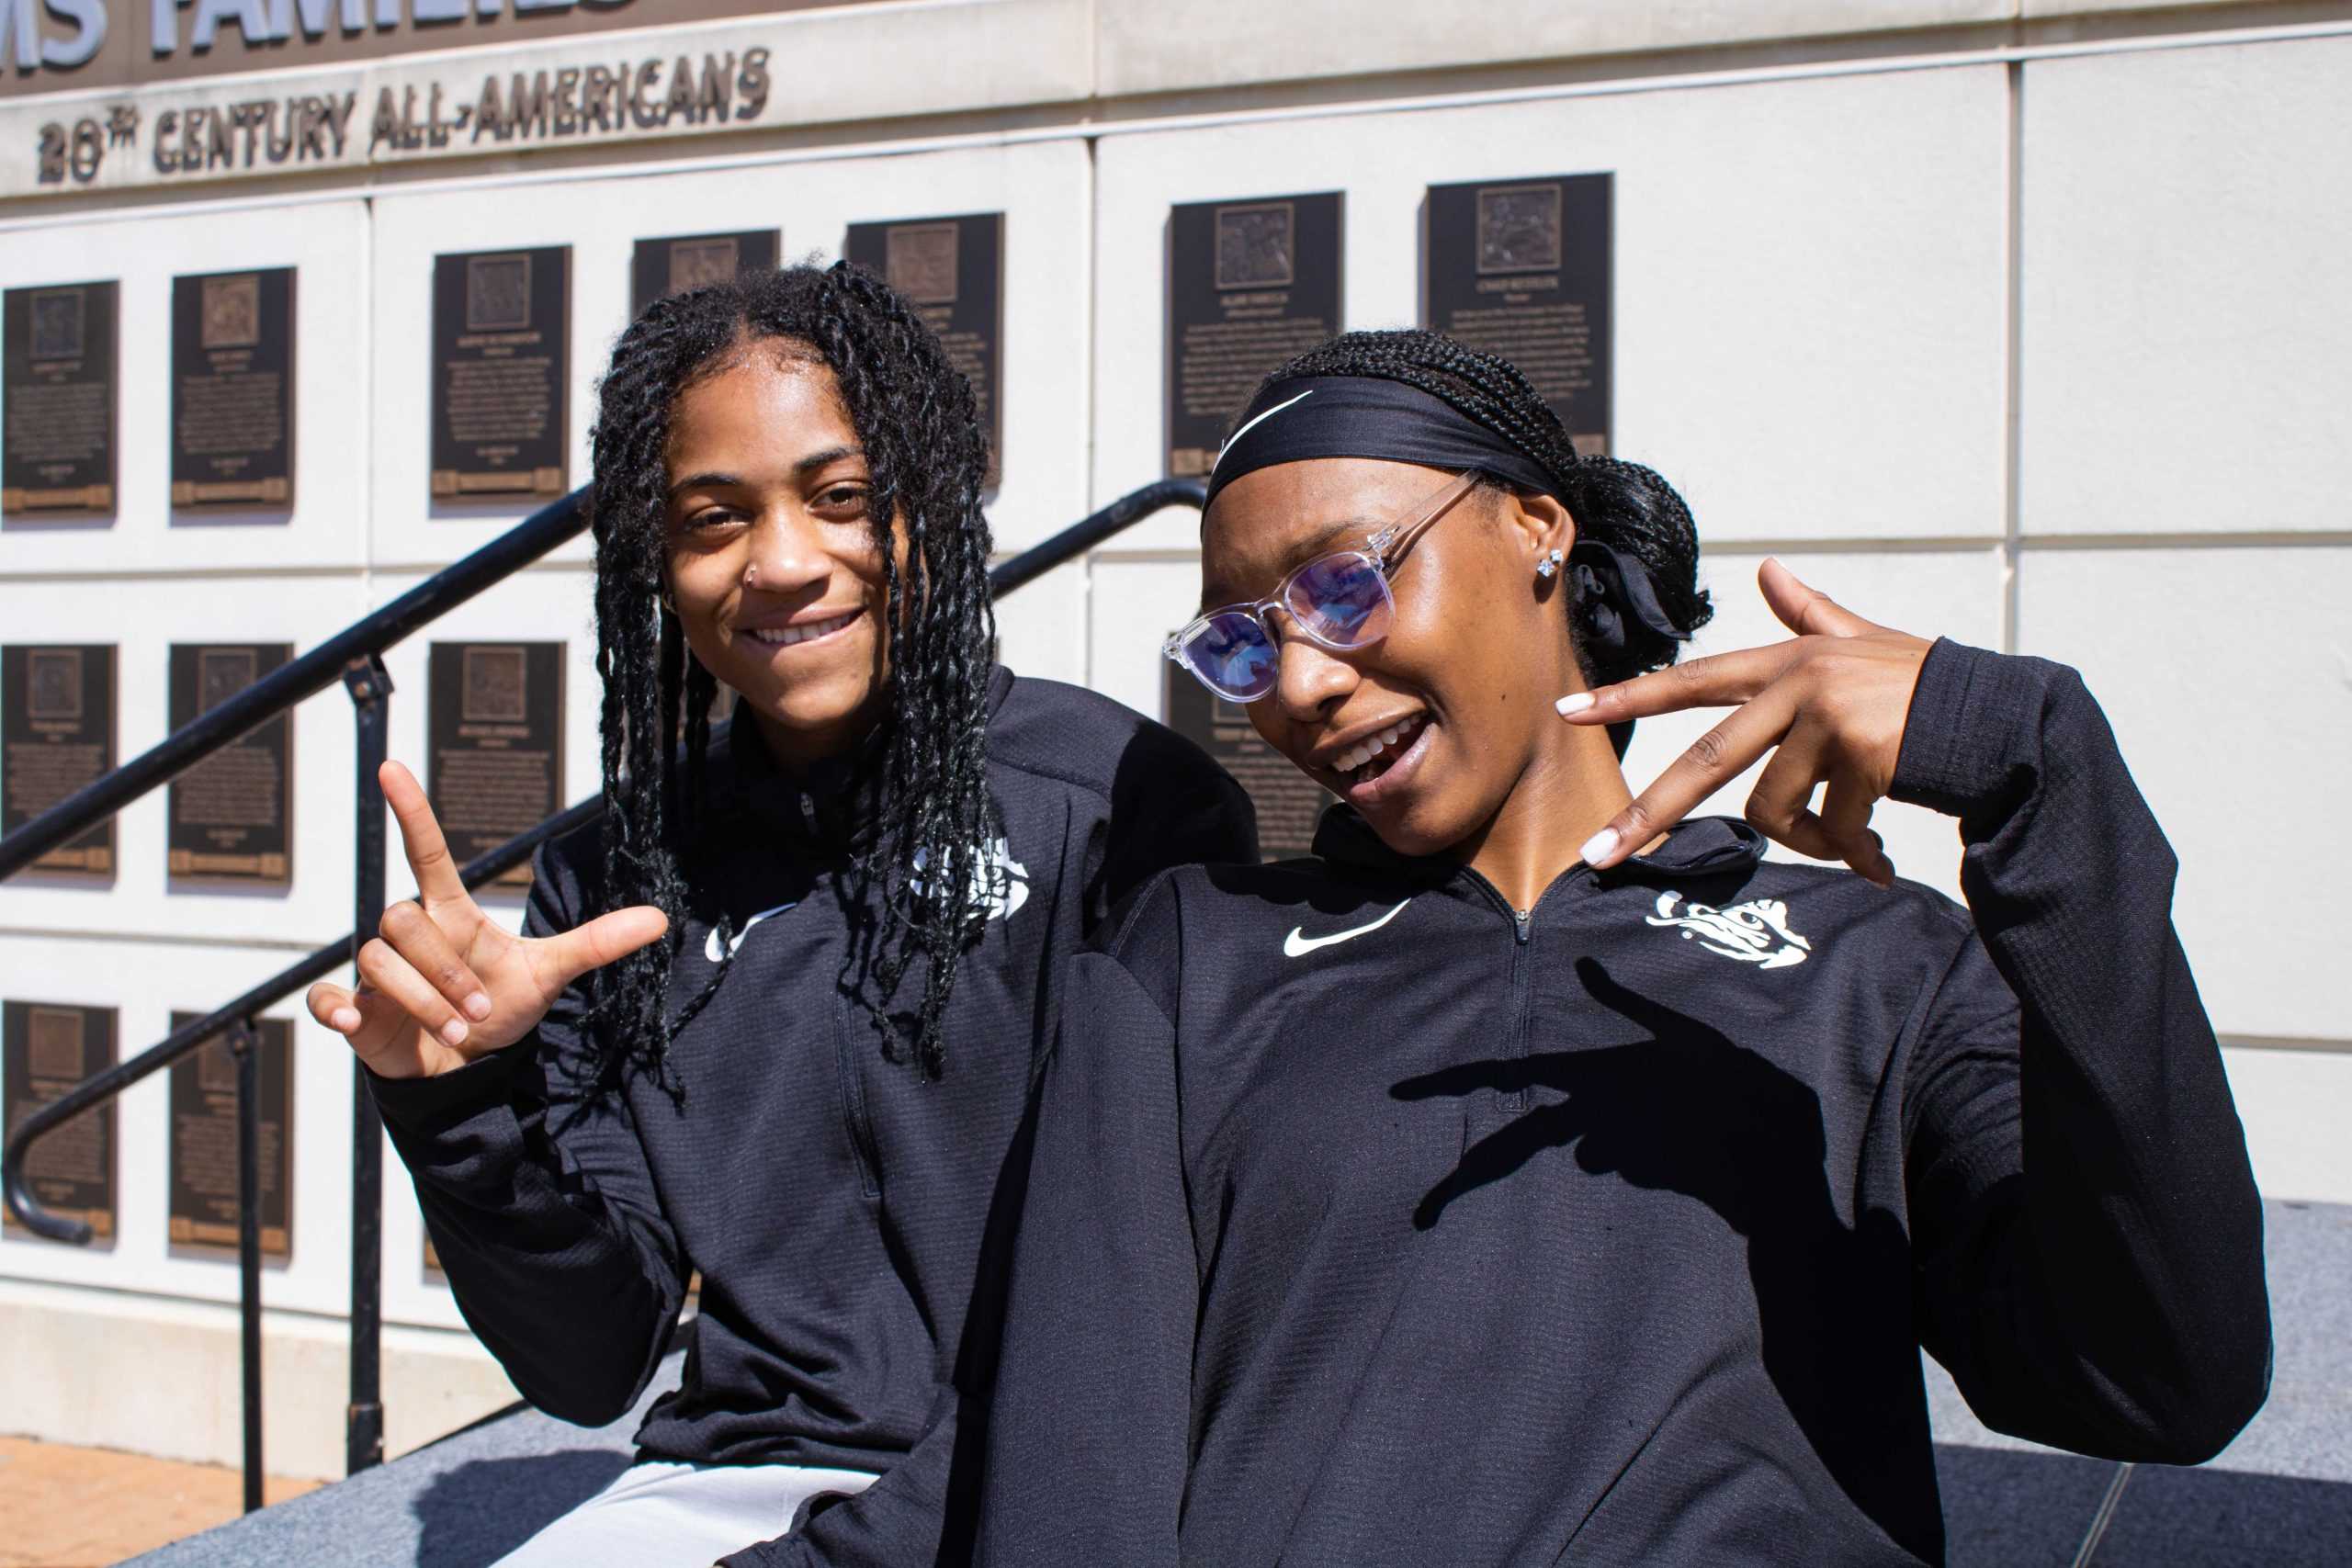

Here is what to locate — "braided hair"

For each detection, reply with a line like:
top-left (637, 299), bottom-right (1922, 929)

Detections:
top-left (1251, 329), bottom-right (1712, 710)
top-left (585, 262), bottom-right (998, 1089)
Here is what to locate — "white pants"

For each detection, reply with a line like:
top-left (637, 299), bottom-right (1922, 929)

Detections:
top-left (489, 1459), bottom-right (880, 1567)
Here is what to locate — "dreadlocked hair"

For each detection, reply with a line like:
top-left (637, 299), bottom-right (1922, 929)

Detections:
top-left (584, 262), bottom-right (999, 1090)
top-left (1251, 329), bottom-right (1712, 707)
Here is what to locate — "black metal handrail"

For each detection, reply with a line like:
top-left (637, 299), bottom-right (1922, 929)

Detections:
top-left (0, 493), bottom-right (595, 882)
top-left (1, 474), bottom-right (1206, 1509)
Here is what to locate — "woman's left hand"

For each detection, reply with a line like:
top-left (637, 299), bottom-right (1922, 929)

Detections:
top-left (1557, 558), bottom-right (1932, 886)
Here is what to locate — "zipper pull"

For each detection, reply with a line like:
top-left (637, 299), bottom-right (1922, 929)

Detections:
top-left (798, 791), bottom-right (821, 838)
top-left (1513, 908), bottom-right (1532, 944)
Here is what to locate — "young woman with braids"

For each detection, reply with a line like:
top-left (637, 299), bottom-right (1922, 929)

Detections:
top-left (978, 328), bottom-right (2269, 1565)
top-left (304, 264), bottom-right (1255, 1567)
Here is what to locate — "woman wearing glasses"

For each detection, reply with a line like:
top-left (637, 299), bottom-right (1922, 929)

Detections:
top-left (978, 330), bottom-right (2269, 1565)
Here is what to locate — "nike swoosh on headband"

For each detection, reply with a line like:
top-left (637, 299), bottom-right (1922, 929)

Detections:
top-left (1209, 388), bottom-right (1315, 481)
top-left (1282, 898), bottom-right (1410, 958)
top-left (707, 902), bottom-right (797, 964)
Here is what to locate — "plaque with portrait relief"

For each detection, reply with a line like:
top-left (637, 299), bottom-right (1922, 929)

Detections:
top-left (1165, 193), bottom-right (1342, 479)
top-left (166, 1013), bottom-right (293, 1258)
top-left (427, 641), bottom-right (565, 889)
top-left (670, 238), bottom-right (741, 295)
top-left (1, 644), bottom-right (117, 876)
top-left (205, 275), bottom-right (261, 347)
top-left (171, 267), bottom-right (297, 509)
top-left (844, 213), bottom-right (1004, 486)
top-left (630, 229), bottom-right (780, 318)
top-left (1215, 203), bottom-right (1298, 290)
top-left (3, 280), bottom-right (117, 515)
top-left (1424, 174), bottom-right (1612, 457)
top-left (167, 643), bottom-right (294, 885)
top-left (430, 247), bottom-right (571, 502)
top-left (882, 223), bottom-right (958, 301)
top-left (2, 1001), bottom-right (118, 1240)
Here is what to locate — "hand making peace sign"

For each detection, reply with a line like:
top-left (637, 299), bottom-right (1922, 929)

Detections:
top-left (1559, 558), bottom-right (1934, 888)
top-left (306, 761), bottom-right (669, 1079)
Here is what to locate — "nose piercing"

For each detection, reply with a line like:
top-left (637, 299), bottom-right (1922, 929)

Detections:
top-left (1536, 548), bottom-right (1564, 581)
top-left (746, 560), bottom-right (760, 587)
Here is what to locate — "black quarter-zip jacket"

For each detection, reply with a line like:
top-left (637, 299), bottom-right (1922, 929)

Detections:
top-left (366, 668), bottom-right (1257, 1568)
top-left (979, 641), bottom-right (2271, 1567)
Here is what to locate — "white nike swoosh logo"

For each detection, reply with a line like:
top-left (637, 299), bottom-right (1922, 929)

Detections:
top-left (1283, 899), bottom-right (1410, 958)
top-left (1210, 389), bottom-right (1314, 479)
top-left (707, 902), bottom-right (797, 964)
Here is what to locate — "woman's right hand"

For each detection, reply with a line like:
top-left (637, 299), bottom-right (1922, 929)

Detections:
top-left (306, 761), bottom-right (669, 1079)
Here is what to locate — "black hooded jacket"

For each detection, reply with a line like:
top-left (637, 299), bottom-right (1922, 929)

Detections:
top-left (978, 640), bottom-right (2270, 1566)
top-left (366, 667), bottom-right (1257, 1568)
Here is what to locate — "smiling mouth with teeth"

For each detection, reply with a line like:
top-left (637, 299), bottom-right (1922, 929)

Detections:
top-left (1335, 713), bottom-right (1427, 785)
top-left (745, 611), bottom-right (859, 649)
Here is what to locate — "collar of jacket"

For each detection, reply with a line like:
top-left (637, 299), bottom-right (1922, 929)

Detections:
top-left (717, 665), bottom-right (1017, 854)
top-left (1309, 803), bottom-right (1769, 887)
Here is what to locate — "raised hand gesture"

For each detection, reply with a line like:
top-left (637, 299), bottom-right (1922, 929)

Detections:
top-left (1558, 558), bottom-right (1932, 886)
top-left (307, 761), bottom-right (667, 1079)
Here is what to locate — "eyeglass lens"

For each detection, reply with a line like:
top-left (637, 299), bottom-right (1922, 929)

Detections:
top-left (1185, 612), bottom-right (1280, 700)
top-left (1285, 554), bottom-right (1393, 649)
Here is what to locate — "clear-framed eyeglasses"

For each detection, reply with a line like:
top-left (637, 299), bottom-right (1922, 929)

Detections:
top-left (1164, 469), bottom-right (1482, 704)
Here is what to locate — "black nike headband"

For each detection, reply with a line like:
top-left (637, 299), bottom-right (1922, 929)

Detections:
top-left (1203, 376), bottom-right (1560, 512)
top-left (1202, 373), bottom-right (1691, 675)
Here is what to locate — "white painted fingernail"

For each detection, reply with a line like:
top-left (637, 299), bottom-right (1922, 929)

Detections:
top-left (1555, 693), bottom-right (1594, 716)
top-left (1580, 829), bottom-right (1620, 865)
top-left (463, 992), bottom-right (492, 1021)
top-left (441, 1018), bottom-right (469, 1046)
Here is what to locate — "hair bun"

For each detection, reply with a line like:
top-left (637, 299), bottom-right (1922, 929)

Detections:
top-left (1560, 457), bottom-right (1712, 672)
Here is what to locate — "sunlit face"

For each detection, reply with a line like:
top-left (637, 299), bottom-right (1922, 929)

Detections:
top-left (662, 345), bottom-right (906, 762)
top-left (1199, 458), bottom-right (1578, 857)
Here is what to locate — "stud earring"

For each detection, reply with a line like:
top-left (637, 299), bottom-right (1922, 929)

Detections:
top-left (1536, 547), bottom-right (1564, 581)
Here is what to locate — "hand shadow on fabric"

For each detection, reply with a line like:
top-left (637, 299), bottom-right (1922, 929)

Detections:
top-left (1390, 956), bottom-right (1932, 1556)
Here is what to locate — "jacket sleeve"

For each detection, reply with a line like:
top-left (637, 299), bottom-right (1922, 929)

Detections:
top-left (1894, 638), bottom-right (2271, 1464)
top-left (976, 948), bottom-right (1197, 1568)
top-left (1087, 719), bottom-right (1259, 937)
top-left (365, 840), bottom-right (687, 1427)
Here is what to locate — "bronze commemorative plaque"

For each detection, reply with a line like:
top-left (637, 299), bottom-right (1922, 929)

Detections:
top-left (3, 280), bottom-right (117, 515)
top-left (1, 644), bottom-right (117, 877)
top-left (1424, 174), bottom-right (1612, 456)
top-left (844, 213), bottom-right (1003, 485)
top-left (1163, 664), bottom-right (1330, 863)
top-left (427, 641), bottom-right (565, 889)
top-left (166, 1013), bottom-right (293, 1258)
top-left (2, 1001), bottom-right (118, 1240)
top-left (166, 643), bottom-right (294, 885)
top-left (170, 267), bottom-right (296, 509)
top-left (430, 246), bottom-right (570, 502)
top-left (630, 229), bottom-right (780, 318)
top-left (1165, 193), bottom-right (1342, 479)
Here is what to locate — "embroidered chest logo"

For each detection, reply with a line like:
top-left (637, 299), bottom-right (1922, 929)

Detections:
top-left (1283, 898), bottom-right (1410, 958)
top-left (911, 838), bottom-right (1030, 923)
top-left (1645, 891), bottom-right (1811, 970)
